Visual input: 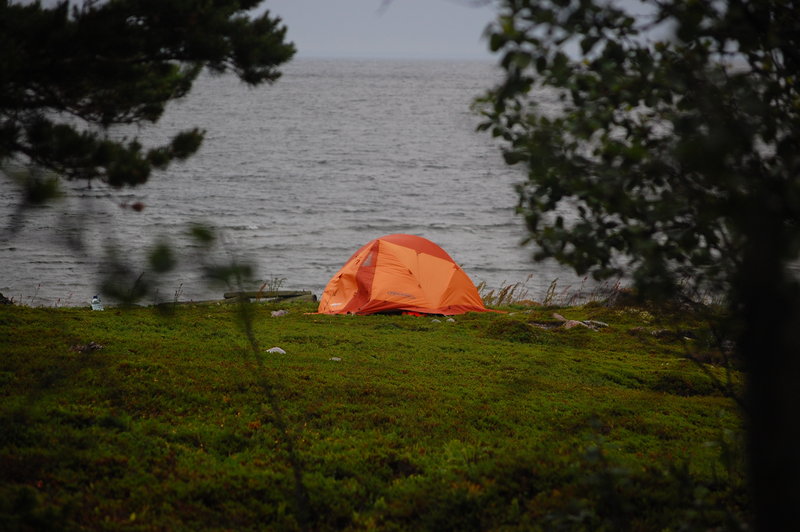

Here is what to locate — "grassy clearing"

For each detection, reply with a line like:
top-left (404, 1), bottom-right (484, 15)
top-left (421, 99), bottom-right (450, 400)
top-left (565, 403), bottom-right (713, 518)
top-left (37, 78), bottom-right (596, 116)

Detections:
top-left (1, 300), bottom-right (747, 530)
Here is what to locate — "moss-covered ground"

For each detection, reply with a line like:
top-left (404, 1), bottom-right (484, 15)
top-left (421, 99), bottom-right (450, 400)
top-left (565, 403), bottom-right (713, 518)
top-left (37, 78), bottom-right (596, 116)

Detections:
top-left (1, 300), bottom-right (747, 530)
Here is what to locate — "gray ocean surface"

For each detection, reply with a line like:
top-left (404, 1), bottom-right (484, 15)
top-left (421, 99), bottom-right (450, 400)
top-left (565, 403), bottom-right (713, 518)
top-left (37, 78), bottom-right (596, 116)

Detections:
top-left (1, 58), bottom-right (594, 307)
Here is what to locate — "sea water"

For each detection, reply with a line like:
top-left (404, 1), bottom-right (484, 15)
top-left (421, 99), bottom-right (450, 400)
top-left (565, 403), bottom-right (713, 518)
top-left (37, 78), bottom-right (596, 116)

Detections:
top-left (0, 59), bottom-right (595, 306)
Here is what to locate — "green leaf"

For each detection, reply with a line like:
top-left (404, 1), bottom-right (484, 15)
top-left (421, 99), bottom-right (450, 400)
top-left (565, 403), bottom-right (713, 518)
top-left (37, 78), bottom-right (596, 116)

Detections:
top-left (148, 242), bottom-right (176, 274)
top-left (189, 224), bottom-right (216, 247)
top-left (580, 36), bottom-right (599, 55)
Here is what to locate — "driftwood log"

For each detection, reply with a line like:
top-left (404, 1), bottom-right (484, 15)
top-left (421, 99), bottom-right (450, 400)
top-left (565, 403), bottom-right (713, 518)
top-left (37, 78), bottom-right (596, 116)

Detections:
top-left (223, 290), bottom-right (316, 302)
top-left (154, 291), bottom-right (316, 307)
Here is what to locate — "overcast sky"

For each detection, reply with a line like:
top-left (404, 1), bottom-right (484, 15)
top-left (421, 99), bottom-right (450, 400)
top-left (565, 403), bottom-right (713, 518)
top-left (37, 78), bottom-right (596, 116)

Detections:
top-left (32, 0), bottom-right (659, 61)
top-left (264, 0), bottom-right (498, 60)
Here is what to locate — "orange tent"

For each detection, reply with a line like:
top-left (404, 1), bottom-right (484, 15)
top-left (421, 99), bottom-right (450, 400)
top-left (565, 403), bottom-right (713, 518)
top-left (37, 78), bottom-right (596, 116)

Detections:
top-left (318, 234), bottom-right (491, 315)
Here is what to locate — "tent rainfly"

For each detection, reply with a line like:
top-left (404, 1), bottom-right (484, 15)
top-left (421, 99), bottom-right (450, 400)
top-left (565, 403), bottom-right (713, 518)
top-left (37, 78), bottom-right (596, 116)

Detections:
top-left (317, 234), bottom-right (491, 315)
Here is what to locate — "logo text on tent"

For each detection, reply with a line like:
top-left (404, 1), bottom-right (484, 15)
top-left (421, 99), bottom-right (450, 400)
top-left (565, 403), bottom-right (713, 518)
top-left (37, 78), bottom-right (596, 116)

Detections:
top-left (387, 291), bottom-right (414, 299)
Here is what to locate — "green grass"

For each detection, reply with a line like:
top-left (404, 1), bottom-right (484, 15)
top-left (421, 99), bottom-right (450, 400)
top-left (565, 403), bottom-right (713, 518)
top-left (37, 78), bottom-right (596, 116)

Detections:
top-left (1, 301), bottom-right (747, 530)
